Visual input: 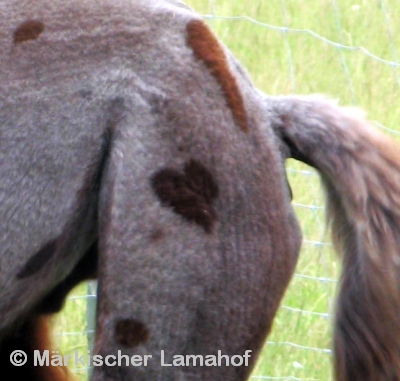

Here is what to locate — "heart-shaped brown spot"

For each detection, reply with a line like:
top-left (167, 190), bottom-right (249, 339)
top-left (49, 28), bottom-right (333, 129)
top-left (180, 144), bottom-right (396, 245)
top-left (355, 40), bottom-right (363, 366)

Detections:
top-left (151, 159), bottom-right (219, 233)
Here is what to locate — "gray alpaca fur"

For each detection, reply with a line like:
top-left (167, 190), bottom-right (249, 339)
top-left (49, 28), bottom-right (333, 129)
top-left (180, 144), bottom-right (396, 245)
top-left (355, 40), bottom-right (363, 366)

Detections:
top-left (1, 1), bottom-right (400, 380)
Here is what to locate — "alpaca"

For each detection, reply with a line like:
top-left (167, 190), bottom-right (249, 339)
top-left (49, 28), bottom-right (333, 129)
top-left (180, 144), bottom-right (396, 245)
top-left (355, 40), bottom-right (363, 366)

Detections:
top-left (1, 1), bottom-right (400, 380)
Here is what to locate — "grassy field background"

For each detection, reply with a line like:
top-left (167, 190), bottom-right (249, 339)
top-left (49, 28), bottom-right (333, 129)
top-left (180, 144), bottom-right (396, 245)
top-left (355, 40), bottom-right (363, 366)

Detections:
top-left (54, 1), bottom-right (400, 380)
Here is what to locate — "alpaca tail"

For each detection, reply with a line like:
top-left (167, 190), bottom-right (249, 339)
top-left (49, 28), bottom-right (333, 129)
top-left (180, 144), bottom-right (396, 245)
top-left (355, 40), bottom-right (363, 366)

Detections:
top-left (270, 95), bottom-right (400, 381)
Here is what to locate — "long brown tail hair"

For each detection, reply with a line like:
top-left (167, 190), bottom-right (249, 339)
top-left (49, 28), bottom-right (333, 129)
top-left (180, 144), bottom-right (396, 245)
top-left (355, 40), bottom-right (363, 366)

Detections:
top-left (270, 95), bottom-right (400, 381)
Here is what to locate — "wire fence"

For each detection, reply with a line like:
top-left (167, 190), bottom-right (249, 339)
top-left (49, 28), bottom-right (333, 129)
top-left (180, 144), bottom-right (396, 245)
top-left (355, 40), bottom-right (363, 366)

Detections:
top-left (55, 1), bottom-right (400, 380)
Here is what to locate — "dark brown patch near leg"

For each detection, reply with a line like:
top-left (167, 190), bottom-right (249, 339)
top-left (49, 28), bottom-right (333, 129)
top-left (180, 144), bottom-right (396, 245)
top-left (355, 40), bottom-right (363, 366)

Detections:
top-left (17, 239), bottom-right (57, 279)
top-left (151, 159), bottom-right (219, 233)
top-left (186, 19), bottom-right (249, 133)
top-left (114, 319), bottom-right (149, 348)
top-left (0, 316), bottom-right (74, 381)
top-left (13, 20), bottom-right (45, 44)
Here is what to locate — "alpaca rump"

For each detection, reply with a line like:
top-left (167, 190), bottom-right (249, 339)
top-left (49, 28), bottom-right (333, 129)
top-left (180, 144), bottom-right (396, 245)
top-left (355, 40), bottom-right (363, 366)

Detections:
top-left (2, 0), bottom-right (400, 380)
top-left (1, 1), bottom-right (301, 380)
top-left (268, 95), bottom-right (400, 381)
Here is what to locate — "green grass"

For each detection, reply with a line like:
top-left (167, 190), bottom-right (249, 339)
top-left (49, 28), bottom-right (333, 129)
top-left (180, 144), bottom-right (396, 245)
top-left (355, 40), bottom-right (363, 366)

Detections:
top-left (53, 284), bottom-right (93, 381)
top-left (54, 1), bottom-right (400, 380)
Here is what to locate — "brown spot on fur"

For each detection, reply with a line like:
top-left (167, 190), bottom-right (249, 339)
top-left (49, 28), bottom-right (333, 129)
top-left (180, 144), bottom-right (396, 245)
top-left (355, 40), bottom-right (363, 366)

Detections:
top-left (150, 228), bottom-right (165, 242)
top-left (186, 20), bottom-right (249, 133)
top-left (114, 319), bottom-right (149, 348)
top-left (13, 20), bottom-right (45, 44)
top-left (17, 240), bottom-right (57, 279)
top-left (151, 159), bottom-right (219, 233)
